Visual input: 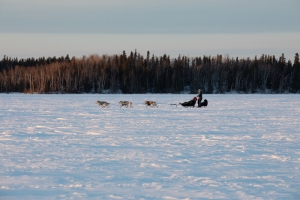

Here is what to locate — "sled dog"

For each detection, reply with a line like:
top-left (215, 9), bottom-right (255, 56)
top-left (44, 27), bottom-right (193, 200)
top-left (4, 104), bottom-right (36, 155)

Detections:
top-left (119, 101), bottom-right (133, 108)
top-left (96, 100), bottom-right (110, 108)
top-left (145, 100), bottom-right (158, 108)
top-left (200, 99), bottom-right (208, 107)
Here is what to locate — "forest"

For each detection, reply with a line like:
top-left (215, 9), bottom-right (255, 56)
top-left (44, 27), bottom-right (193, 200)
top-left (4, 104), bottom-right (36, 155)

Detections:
top-left (0, 51), bottom-right (299, 94)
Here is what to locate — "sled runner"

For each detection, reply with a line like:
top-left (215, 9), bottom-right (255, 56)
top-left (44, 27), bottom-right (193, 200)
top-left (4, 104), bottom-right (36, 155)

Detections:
top-left (179, 97), bottom-right (197, 108)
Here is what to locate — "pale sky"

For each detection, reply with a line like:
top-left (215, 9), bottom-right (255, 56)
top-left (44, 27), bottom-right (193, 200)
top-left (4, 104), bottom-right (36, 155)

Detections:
top-left (0, 0), bottom-right (299, 61)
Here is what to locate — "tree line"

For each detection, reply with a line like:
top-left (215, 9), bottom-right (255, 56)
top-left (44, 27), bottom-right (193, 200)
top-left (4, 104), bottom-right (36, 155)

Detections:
top-left (0, 51), bottom-right (299, 94)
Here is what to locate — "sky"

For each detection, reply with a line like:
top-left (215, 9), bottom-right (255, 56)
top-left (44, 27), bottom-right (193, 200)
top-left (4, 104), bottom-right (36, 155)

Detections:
top-left (0, 0), bottom-right (299, 61)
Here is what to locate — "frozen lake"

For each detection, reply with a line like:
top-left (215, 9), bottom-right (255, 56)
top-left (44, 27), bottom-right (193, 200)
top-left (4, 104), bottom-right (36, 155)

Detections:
top-left (1, 94), bottom-right (300, 199)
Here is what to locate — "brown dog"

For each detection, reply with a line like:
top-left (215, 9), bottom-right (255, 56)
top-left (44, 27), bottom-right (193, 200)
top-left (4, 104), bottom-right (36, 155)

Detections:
top-left (144, 100), bottom-right (158, 108)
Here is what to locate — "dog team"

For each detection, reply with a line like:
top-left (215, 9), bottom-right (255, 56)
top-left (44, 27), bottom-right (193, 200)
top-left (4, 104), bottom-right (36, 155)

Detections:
top-left (95, 100), bottom-right (157, 108)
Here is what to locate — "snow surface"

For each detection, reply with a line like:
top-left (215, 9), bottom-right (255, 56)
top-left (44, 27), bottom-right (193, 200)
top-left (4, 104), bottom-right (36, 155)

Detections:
top-left (0, 94), bottom-right (300, 199)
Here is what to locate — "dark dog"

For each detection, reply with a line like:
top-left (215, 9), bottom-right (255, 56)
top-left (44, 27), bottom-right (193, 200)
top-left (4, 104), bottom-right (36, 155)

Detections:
top-left (200, 99), bottom-right (208, 107)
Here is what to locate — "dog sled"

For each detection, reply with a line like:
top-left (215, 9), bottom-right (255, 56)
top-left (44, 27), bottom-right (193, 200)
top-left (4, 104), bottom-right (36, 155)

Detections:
top-left (171, 97), bottom-right (208, 108)
top-left (179, 97), bottom-right (197, 108)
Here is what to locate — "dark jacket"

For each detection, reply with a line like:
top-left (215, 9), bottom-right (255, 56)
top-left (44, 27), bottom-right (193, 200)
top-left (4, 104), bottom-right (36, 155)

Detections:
top-left (197, 91), bottom-right (202, 99)
top-left (197, 91), bottom-right (202, 107)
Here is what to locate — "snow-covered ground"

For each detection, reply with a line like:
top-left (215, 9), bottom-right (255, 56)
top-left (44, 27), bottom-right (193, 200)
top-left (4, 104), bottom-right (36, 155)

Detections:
top-left (1, 94), bottom-right (300, 199)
